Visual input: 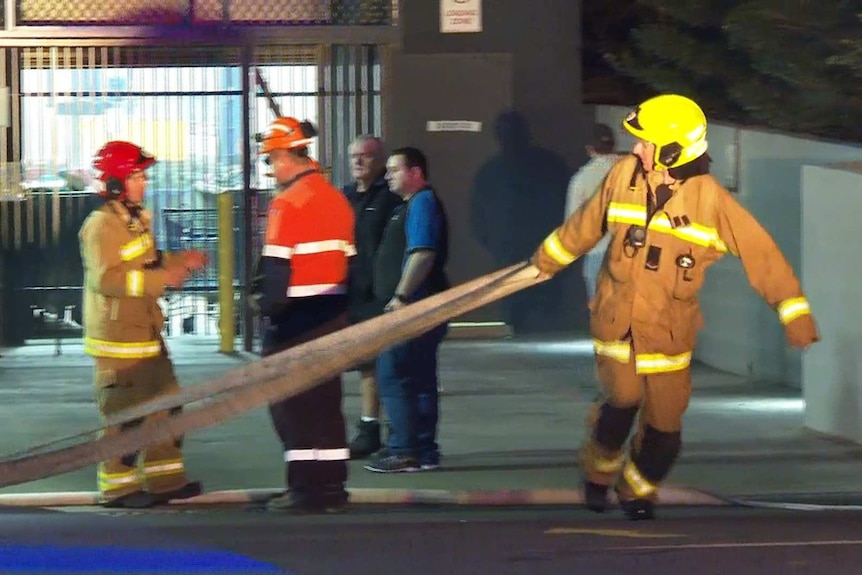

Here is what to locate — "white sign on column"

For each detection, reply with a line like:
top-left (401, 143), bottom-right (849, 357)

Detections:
top-left (440, 0), bottom-right (482, 34)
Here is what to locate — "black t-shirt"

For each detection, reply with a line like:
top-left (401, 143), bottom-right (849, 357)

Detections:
top-left (343, 177), bottom-right (402, 319)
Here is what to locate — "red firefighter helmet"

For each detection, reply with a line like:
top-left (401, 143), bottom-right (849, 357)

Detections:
top-left (92, 140), bottom-right (156, 198)
top-left (257, 117), bottom-right (318, 154)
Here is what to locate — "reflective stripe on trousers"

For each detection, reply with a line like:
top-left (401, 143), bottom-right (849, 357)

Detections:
top-left (285, 448), bottom-right (351, 462)
top-left (593, 339), bottom-right (691, 375)
top-left (622, 460), bottom-right (658, 499)
top-left (142, 458), bottom-right (185, 479)
top-left (98, 465), bottom-right (142, 495)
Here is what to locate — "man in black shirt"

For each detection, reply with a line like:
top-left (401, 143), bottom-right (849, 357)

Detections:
top-left (342, 135), bottom-right (403, 459)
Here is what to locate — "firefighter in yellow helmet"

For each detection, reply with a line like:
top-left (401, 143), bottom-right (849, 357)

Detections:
top-left (531, 94), bottom-right (820, 520)
top-left (79, 140), bottom-right (209, 508)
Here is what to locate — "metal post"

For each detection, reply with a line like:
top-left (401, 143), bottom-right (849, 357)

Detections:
top-left (217, 191), bottom-right (235, 354)
top-left (241, 44), bottom-right (254, 352)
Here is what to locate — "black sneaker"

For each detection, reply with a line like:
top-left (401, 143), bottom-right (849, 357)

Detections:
top-left (364, 450), bottom-right (419, 473)
top-left (418, 452), bottom-right (441, 471)
top-left (349, 420), bottom-right (382, 460)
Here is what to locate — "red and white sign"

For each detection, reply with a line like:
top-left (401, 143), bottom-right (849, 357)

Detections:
top-left (440, 0), bottom-right (482, 34)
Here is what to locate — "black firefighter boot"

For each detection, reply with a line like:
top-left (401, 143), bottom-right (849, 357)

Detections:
top-left (584, 481), bottom-right (610, 513)
top-left (620, 498), bottom-right (655, 521)
top-left (348, 419), bottom-right (381, 459)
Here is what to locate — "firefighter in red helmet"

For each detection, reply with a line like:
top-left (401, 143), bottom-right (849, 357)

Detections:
top-left (79, 140), bottom-right (209, 508)
top-left (251, 117), bottom-right (356, 513)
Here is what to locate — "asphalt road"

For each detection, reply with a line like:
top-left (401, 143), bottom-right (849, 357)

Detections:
top-left (3, 503), bottom-right (862, 574)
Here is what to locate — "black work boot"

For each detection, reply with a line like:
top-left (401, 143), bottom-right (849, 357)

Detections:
top-left (584, 481), bottom-right (610, 513)
top-left (149, 481), bottom-right (204, 505)
top-left (101, 490), bottom-right (158, 509)
top-left (267, 486), bottom-right (348, 515)
top-left (620, 498), bottom-right (655, 521)
top-left (348, 420), bottom-right (381, 459)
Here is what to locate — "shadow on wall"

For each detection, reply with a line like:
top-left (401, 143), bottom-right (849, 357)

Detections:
top-left (470, 110), bottom-right (582, 335)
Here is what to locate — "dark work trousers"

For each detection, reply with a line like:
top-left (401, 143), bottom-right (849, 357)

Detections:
top-left (262, 296), bottom-right (350, 497)
top-left (376, 323), bottom-right (448, 463)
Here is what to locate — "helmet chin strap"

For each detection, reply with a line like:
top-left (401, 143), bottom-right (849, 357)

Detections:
top-left (121, 197), bottom-right (144, 220)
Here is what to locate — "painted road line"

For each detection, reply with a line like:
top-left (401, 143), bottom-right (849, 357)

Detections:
top-left (545, 527), bottom-right (685, 539)
top-left (607, 539), bottom-right (862, 552)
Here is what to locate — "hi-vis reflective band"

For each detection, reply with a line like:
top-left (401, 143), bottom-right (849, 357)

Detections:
top-left (593, 454), bottom-right (625, 473)
top-left (84, 337), bottom-right (162, 359)
top-left (126, 270), bottom-right (144, 297)
top-left (262, 239), bottom-right (357, 260)
top-left (542, 231), bottom-right (577, 266)
top-left (593, 339), bottom-right (692, 374)
top-left (143, 459), bottom-right (185, 479)
top-left (593, 340), bottom-right (632, 363)
top-left (285, 448), bottom-right (350, 462)
top-left (120, 235), bottom-right (153, 261)
top-left (98, 466), bottom-right (141, 492)
top-left (622, 461), bottom-right (657, 498)
top-left (778, 297), bottom-right (811, 325)
top-left (286, 283), bottom-right (347, 298)
top-left (607, 202), bottom-right (728, 253)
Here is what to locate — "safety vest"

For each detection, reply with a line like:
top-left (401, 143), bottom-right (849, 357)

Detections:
top-left (263, 171), bottom-right (356, 298)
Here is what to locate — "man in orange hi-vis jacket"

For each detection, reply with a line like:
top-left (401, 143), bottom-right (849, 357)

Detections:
top-left (251, 116), bottom-right (357, 514)
top-left (531, 94), bottom-right (820, 521)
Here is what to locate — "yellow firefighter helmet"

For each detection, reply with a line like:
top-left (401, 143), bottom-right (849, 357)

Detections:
top-left (622, 94), bottom-right (708, 170)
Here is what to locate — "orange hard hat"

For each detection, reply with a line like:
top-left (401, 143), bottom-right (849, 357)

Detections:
top-left (92, 140), bottom-right (156, 198)
top-left (257, 117), bottom-right (318, 154)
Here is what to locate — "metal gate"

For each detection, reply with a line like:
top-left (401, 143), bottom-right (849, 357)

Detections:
top-left (0, 41), bottom-right (385, 351)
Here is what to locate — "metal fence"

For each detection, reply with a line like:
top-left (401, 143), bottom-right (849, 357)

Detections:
top-left (14, 0), bottom-right (395, 25)
top-left (0, 40), bottom-right (385, 351)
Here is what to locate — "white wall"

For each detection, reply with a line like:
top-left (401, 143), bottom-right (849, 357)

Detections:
top-left (595, 105), bottom-right (862, 387)
top-left (701, 132), bottom-right (862, 388)
top-left (801, 164), bottom-right (862, 441)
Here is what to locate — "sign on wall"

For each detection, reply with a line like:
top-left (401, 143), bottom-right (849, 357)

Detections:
top-left (440, 0), bottom-right (482, 33)
top-left (426, 120), bottom-right (482, 132)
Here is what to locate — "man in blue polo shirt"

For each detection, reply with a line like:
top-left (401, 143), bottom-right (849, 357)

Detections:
top-left (365, 146), bottom-right (450, 473)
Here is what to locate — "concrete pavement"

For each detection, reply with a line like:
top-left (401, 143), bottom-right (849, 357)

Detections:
top-left (1, 336), bottom-right (861, 508)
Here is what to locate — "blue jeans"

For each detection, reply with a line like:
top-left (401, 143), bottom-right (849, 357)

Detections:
top-left (376, 323), bottom-right (447, 461)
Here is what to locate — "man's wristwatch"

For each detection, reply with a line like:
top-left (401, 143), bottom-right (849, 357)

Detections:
top-left (394, 293), bottom-right (409, 304)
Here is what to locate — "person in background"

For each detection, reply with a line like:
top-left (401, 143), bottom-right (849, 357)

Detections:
top-left (364, 146), bottom-right (450, 474)
top-left (342, 135), bottom-right (403, 459)
top-left (564, 123), bottom-right (618, 303)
